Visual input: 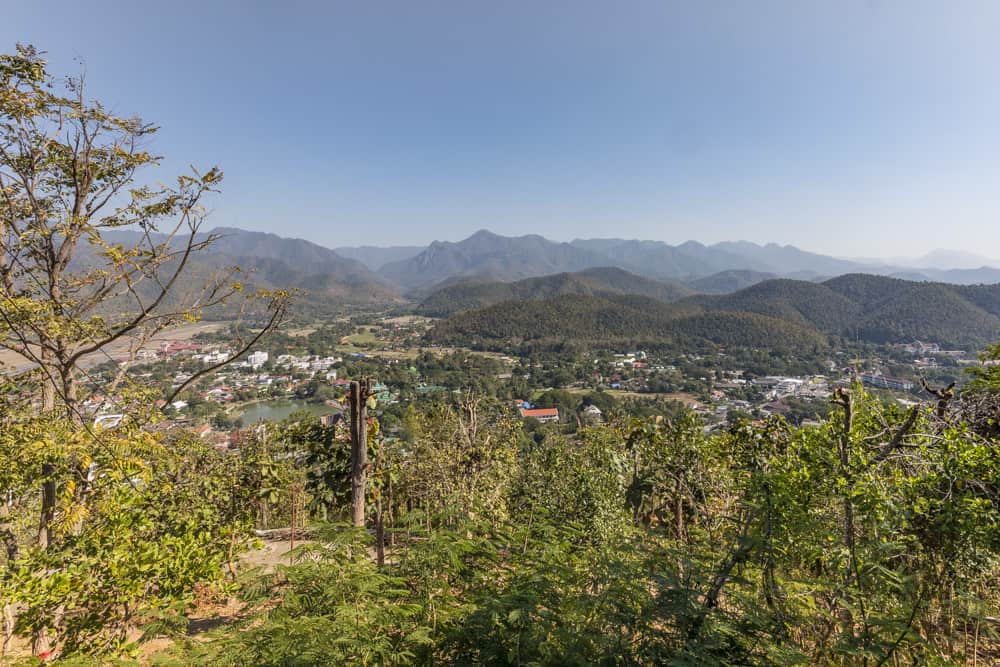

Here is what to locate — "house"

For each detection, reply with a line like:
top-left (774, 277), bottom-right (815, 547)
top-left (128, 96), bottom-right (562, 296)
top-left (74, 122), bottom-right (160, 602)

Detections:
top-left (581, 404), bottom-right (603, 422)
top-left (860, 373), bottom-right (914, 392)
top-left (520, 407), bottom-right (559, 423)
top-left (204, 387), bottom-right (234, 402)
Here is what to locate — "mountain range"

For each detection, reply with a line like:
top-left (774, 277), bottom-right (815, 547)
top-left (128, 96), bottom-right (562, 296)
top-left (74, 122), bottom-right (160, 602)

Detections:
top-left (100, 227), bottom-right (400, 307)
top-left (338, 229), bottom-right (1000, 294)
top-left (94, 227), bottom-right (1000, 313)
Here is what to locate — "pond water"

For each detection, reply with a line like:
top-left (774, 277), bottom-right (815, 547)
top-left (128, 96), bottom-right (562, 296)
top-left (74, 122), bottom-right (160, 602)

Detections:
top-left (236, 399), bottom-right (337, 424)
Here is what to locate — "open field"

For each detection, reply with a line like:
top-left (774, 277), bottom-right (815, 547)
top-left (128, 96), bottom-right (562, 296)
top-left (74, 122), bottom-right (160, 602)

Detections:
top-left (383, 315), bottom-right (433, 325)
top-left (0, 322), bottom-right (225, 374)
top-left (342, 329), bottom-right (378, 346)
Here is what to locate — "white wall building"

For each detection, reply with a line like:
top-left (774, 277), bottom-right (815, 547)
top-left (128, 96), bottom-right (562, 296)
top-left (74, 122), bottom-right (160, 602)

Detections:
top-left (247, 350), bottom-right (269, 370)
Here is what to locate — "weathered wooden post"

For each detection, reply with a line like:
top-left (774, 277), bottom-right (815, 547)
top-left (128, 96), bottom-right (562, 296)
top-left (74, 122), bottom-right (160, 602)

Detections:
top-left (350, 378), bottom-right (373, 527)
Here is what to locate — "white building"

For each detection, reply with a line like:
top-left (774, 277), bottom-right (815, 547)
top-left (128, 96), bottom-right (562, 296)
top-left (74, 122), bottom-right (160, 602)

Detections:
top-left (201, 349), bottom-right (230, 365)
top-left (247, 350), bottom-right (269, 370)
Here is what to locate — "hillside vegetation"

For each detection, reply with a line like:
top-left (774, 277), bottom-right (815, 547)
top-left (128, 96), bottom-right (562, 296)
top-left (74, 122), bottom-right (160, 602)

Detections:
top-left (430, 273), bottom-right (1000, 350)
top-left (686, 279), bottom-right (863, 331)
top-left (417, 267), bottom-right (693, 317)
top-left (683, 269), bottom-right (778, 294)
top-left (427, 293), bottom-right (825, 352)
top-left (689, 274), bottom-right (1000, 348)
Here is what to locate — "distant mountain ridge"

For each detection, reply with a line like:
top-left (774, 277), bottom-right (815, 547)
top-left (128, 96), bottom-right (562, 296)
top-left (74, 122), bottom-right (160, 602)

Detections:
top-left (379, 230), bottom-right (859, 293)
top-left (912, 249), bottom-right (1000, 270)
top-left (95, 227), bottom-right (1000, 309)
top-left (371, 230), bottom-right (1000, 292)
top-left (102, 227), bottom-right (401, 306)
top-left (889, 267), bottom-right (1000, 285)
top-left (379, 230), bottom-right (611, 290)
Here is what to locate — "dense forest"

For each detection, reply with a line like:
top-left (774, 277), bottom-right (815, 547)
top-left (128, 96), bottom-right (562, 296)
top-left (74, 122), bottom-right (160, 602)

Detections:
top-left (417, 267), bottom-right (693, 317)
top-left (429, 275), bottom-right (1000, 351)
top-left (428, 293), bottom-right (828, 354)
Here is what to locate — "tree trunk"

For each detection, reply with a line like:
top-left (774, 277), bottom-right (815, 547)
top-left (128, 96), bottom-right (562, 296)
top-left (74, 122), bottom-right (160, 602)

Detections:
top-left (350, 378), bottom-right (372, 528)
top-left (1, 501), bottom-right (17, 656)
top-left (38, 360), bottom-right (58, 550)
top-left (32, 355), bottom-right (65, 656)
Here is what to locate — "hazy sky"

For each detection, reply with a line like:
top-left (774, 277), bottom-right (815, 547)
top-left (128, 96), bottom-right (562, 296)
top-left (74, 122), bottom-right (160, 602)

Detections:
top-left (5, 1), bottom-right (1000, 257)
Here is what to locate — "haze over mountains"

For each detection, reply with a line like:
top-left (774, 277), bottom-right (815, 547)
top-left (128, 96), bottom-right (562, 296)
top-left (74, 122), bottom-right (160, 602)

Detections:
top-left (98, 226), bottom-right (1000, 313)
top-left (100, 227), bottom-right (400, 306)
top-left (81, 224), bottom-right (1000, 351)
top-left (330, 228), bottom-right (1000, 294)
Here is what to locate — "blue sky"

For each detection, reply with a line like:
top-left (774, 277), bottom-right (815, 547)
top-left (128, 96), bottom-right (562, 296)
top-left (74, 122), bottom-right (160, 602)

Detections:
top-left (5, 1), bottom-right (1000, 256)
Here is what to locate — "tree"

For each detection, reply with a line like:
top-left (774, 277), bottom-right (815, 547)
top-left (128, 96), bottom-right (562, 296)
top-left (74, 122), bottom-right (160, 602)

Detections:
top-left (0, 44), bottom-right (290, 656)
top-left (967, 342), bottom-right (1000, 392)
top-left (4, 430), bottom-right (259, 656)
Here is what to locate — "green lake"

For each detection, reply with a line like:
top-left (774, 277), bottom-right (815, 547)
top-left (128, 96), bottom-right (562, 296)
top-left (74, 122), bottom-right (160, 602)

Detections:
top-left (236, 400), bottom-right (338, 423)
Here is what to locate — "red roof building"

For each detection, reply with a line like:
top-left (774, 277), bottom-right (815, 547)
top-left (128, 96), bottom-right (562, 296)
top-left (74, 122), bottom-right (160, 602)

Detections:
top-left (519, 407), bottom-right (559, 423)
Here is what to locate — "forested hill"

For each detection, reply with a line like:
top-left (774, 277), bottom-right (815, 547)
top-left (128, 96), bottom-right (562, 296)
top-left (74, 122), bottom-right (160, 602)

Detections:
top-left (684, 279), bottom-right (864, 332)
top-left (428, 274), bottom-right (1000, 351)
top-left (687, 273), bottom-right (1000, 348)
top-left (426, 293), bottom-right (827, 352)
top-left (417, 267), bottom-right (694, 317)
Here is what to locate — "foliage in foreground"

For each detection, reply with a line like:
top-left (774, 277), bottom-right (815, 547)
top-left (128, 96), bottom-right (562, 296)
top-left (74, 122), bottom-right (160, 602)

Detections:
top-left (151, 386), bottom-right (1000, 667)
top-left (0, 414), bottom-right (257, 657)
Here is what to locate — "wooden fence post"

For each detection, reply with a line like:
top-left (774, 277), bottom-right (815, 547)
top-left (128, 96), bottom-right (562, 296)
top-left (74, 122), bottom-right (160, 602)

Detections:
top-left (350, 378), bottom-right (372, 527)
